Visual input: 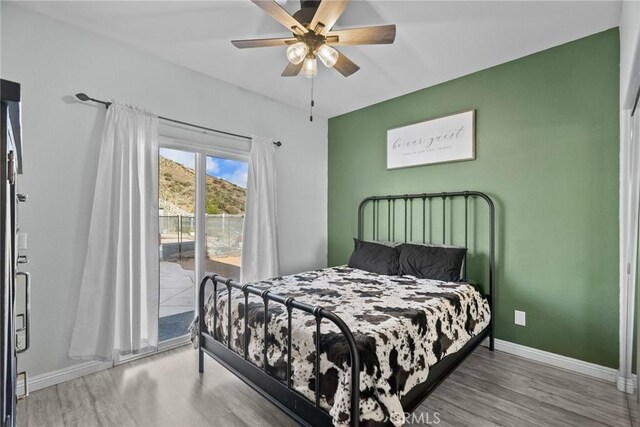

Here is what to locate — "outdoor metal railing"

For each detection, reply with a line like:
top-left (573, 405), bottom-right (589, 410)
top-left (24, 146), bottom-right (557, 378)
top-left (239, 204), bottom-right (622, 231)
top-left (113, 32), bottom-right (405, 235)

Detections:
top-left (160, 214), bottom-right (244, 260)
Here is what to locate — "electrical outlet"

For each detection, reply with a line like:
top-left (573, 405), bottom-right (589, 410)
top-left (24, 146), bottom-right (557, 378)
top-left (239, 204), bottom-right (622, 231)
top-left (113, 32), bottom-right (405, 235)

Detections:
top-left (514, 310), bottom-right (526, 326)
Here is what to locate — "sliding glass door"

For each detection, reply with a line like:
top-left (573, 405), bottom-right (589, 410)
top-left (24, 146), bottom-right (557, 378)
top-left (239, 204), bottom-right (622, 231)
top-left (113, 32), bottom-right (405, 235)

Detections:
top-left (157, 141), bottom-right (247, 347)
top-left (204, 156), bottom-right (248, 282)
top-left (158, 148), bottom-right (197, 343)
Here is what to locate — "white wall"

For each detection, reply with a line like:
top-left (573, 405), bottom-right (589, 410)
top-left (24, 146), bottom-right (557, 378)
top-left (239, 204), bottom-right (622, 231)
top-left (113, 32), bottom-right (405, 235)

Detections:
top-left (0, 3), bottom-right (328, 377)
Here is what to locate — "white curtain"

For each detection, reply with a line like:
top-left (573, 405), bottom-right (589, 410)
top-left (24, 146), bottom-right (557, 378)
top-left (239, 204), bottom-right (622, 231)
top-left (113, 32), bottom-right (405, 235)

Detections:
top-left (240, 136), bottom-right (279, 283)
top-left (69, 101), bottom-right (159, 361)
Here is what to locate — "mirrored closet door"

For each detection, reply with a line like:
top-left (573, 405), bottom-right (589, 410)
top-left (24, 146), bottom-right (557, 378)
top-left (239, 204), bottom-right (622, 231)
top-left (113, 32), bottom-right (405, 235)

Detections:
top-left (631, 106), bottom-right (640, 426)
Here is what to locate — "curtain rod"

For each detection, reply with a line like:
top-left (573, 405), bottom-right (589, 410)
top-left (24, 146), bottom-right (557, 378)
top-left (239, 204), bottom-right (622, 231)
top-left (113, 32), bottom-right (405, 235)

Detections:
top-left (74, 93), bottom-right (282, 147)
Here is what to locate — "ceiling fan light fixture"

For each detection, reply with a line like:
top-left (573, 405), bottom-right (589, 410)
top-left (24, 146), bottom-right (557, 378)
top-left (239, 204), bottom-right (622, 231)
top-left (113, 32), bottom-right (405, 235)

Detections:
top-left (301, 56), bottom-right (318, 78)
top-left (317, 44), bottom-right (339, 68)
top-left (232, 0), bottom-right (395, 78)
top-left (286, 42), bottom-right (308, 65)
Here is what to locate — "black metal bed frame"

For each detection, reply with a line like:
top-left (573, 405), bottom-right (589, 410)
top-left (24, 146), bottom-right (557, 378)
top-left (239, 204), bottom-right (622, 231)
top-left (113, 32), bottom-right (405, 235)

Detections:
top-left (197, 191), bottom-right (495, 427)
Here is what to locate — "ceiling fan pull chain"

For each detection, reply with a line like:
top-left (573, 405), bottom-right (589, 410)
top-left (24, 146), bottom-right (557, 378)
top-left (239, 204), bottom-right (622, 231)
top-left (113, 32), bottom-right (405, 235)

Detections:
top-left (310, 76), bottom-right (315, 122)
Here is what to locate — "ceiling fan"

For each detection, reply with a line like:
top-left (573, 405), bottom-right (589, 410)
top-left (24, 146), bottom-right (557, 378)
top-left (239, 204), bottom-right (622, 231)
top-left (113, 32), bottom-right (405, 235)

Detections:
top-left (232, 0), bottom-right (396, 78)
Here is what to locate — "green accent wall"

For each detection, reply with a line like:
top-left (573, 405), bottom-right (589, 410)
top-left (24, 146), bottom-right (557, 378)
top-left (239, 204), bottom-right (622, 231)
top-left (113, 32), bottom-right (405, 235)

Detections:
top-left (327, 29), bottom-right (620, 368)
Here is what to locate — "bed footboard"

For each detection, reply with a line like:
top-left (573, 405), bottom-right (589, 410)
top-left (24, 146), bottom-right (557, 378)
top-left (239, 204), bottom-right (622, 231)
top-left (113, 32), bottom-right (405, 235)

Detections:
top-left (197, 273), bottom-right (361, 427)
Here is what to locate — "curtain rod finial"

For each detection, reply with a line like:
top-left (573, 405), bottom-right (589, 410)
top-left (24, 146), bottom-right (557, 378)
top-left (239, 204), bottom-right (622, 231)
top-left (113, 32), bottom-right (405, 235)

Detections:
top-left (76, 93), bottom-right (90, 101)
top-left (273, 141), bottom-right (282, 147)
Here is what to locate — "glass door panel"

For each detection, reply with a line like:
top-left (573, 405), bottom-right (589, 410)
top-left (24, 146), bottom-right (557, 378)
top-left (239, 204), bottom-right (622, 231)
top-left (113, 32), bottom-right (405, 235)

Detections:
top-left (204, 156), bottom-right (248, 281)
top-left (158, 148), bottom-right (196, 342)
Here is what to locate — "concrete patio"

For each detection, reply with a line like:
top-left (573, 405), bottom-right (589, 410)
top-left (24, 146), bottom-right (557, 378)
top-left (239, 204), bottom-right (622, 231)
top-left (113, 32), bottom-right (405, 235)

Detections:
top-left (159, 258), bottom-right (241, 341)
top-left (159, 258), bottom-right (240, 318)
top-left (159, 261), bottom-right (196, 318)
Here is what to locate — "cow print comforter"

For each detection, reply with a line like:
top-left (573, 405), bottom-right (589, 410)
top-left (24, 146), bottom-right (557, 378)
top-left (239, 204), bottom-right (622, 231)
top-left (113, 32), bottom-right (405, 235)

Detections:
top-left (197, 267), bottom-right (490, 426)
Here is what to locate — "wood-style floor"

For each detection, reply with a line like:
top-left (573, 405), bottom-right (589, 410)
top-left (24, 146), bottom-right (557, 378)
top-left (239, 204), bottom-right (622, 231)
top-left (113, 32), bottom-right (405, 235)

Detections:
top-left (17, 346), bottom-right (632, 427)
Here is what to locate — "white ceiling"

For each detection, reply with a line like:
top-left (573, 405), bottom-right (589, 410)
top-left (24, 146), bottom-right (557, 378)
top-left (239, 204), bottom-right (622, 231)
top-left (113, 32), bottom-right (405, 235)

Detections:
top-left (16, 1), bottom-right (622, 118)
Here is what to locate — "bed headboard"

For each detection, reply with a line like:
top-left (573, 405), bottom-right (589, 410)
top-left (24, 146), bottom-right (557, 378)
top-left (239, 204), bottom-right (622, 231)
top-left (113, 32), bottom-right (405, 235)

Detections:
top-left (357, 190), bottom-right (495, 304)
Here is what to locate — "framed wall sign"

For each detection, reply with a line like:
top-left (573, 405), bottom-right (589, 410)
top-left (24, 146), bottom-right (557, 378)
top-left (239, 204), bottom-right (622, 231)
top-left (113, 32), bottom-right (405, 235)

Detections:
top-left (387, 109), bottom-right (476, 169)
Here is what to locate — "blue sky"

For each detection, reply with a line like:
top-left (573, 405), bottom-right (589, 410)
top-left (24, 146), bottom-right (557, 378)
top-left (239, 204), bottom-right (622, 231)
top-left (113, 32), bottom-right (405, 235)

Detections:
top-left (160, 148), bottom-right (248, 189)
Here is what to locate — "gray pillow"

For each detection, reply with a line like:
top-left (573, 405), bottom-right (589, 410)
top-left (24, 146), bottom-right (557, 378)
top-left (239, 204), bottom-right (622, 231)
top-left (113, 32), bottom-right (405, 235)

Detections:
top-left (397, 243), bottom-right (467, 282)
top-left (374, 241), bottom-right (466, 279)
top-left (415, 243), bottom-right (466, 279)
top-left (347, 239), bottom-right (400, 275)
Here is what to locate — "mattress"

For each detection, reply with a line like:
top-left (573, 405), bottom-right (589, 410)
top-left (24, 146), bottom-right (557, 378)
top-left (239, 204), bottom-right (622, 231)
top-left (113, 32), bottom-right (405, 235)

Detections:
top-left (201, 267), bottom-right (490, 426)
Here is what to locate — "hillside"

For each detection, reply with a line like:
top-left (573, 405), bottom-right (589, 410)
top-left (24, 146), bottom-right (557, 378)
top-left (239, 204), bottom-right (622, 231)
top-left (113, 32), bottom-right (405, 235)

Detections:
top-left (159, 156), bottom-right (246, 215)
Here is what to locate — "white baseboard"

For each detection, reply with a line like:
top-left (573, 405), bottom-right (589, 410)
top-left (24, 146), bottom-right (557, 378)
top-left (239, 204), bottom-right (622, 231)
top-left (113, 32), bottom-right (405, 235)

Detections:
top-left (19, 338), bottom-right (636, 395)
top-left (483, 338), bottom-right (634, 392)
top-left (18, 360), bottom-right (113, 393)
top-left (18, 342), bottom-right (190, 392)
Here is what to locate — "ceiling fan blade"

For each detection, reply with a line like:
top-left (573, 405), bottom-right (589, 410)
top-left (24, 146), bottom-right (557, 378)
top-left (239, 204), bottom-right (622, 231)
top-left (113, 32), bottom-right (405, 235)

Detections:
top-left (333, 50), bottom-right (360, 77)
top-left (231, 37), bottom-right (297, 49)
top-left (309, 0), bottom-right (350, 35)
top-left (326, 24), bottom-right (396, 46)
top-left (251, 0), bottom-right (308, 35)
top-left (282, 61), bottom-right (304, 77)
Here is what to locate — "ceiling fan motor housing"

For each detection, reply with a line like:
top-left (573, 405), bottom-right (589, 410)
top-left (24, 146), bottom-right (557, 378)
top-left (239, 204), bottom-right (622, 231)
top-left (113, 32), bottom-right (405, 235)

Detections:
top-left (293, 1), bottom-right (321, 30)
top-left (300, 0), bottom-right (321, 11)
